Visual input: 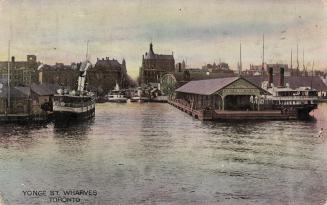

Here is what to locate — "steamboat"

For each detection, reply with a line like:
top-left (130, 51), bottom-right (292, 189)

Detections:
top-left (53, 44), bottom-right (95, 121)
top-left (262, 67), bottom-right (318, 119)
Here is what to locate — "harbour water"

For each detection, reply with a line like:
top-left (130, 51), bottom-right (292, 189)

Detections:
top-left (0, 103), bottom-right (327, 204)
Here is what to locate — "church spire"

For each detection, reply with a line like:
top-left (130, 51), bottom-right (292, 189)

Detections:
top-left (149, 42), bottom-right (154, 54)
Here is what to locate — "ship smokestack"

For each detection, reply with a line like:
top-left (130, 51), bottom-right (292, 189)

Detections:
top-left (268, 67), bottom-right (273, 87)
top-left (279, 67), bottom-right (285, 87)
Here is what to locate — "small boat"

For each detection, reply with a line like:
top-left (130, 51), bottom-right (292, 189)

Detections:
top-left (130, 87), bottom-right (150, 102)
top-left (107, 83), bottom-right (127, 103)
top-left (130, 96), bottom-right (150, 102)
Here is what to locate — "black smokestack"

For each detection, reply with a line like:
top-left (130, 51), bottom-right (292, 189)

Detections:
top-left (178, 63), bottom-right (181, 72)
top-left (268, 67), bottom-right (273, 87)
top-left (279, 67), bottom-right (284, 87)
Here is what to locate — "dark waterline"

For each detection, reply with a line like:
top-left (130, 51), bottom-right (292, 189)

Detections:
top-left (0, 103), bottom-right (326, 205)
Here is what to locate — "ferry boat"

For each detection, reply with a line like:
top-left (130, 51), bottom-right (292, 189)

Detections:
top-left (53, 56), bottom-right (95, 121)
top-left (261, 68), bottom-right (318, 119)
top-left (53, 88), bottom-right (95, 121)
top-left (263, 85), bottom-right (318, 119)
top-left (107, 83), bottom-right (127, 103)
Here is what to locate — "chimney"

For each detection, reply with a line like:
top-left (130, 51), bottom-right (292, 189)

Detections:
top-left (279, 67), bottom-right (285, 87)
top-left (268, 67), bottom-right (273, 87)
top-left (178, 63), bottom-right (181, 72)
top-left (11, 56), bottom-right (15, 62)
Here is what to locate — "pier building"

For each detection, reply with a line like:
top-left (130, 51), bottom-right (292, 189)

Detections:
top-left (0, 83), bottom-right (59, 122)
top-left (174, 77), bottom-right (269, 112)
top-left (170, 73), bottom-right (318, 120)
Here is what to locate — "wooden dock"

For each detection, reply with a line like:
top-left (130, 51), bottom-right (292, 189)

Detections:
top-left (0, 113), bottom-right (53, 123)
top-left (168, 100), bottom-right (213, 120)
top-left (213, 110), bottom-right (296, 120)
top-left (168, 100), bottom-right (297, 121)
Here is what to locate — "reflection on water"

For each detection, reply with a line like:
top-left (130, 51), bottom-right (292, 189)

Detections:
top-left (53, 118), bottom-right (94, 138)
top-left (0, 102), bottom-right (326, 205)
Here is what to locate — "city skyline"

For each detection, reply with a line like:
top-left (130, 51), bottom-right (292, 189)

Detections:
top-left (0, 0), bottom-right (327, 78)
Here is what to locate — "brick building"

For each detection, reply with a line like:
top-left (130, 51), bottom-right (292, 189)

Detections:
top-left (0, 55), bottom-right (39, 86)
top-left (139, 43), bottom-right (175, 85)
top-left (86, 57), bottom-right (128, 96)
top-left (38, 63), bottom-right (79, 89)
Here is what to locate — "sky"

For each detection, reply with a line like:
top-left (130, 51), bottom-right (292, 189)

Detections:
top-left (0, 0), bottom-right (327, 78)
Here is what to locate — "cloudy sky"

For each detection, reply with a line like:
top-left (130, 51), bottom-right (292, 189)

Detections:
top-left (0, 0), bottom-right (326, 78)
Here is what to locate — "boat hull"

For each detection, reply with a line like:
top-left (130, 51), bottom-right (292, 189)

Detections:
top-left (54, 107), bottom-right (95, 122)
top-left (130, 97), bottom-right (150, 103)
top-left (296, 104), bottom-right (317, 120)
top-left (108, 98), bottom-right (127, 103)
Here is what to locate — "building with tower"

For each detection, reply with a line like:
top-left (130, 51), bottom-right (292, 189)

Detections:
top-left (139, 43), bottom-right (175, 85)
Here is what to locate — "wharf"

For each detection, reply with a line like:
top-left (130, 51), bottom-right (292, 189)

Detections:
top-left (0, 113), bottom-right (53, 123)
top-left (168, 100), bottom-right (214, 120)
top-left (168, 100), bottom-right (297, 121)
top-left (214, 110), bottom-right (296, 120)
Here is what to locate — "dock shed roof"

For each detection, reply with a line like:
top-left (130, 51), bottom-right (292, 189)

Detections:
top-left (31, 83), bottom-right (60, 96)
top-left (175, 77), bottom-right (270, 95)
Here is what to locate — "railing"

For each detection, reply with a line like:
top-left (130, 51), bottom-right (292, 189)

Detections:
top-left (268, 96), bottom-right (318, 101)
top-left (53, 101), bottom-right (94, 108)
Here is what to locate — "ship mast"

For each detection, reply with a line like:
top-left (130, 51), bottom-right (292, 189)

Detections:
top-left (239, 42), bottom-right (242, 76)
top-left (262, 34), bottom-right (265, 74)
top-left (290, 49), bottom-right (292, 69)
top-left (310, 60), bottom-right (314, 89)
top-left (296, 43), bottom-right (299, 75)
top-left (86, 40), bottom-right (89, 60)
top-left (6, 40), bottom-right (11, 115)
top-left (302, 48), bottom-right (306, 75)
top-left (77, 40), bottom-right (91, 94)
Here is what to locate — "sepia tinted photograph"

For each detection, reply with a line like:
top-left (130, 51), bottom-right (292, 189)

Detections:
top-left (0, 0), bottom-right (327, 204)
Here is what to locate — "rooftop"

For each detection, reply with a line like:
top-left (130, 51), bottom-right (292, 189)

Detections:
top-left (176, 77), bottom-right (270, 96)
top-left (144, 43), bottom-right (174, 60)
top-left (31, 83), bottom-right (60, 96)
top-left (176, 77), bottom-right (239, 95)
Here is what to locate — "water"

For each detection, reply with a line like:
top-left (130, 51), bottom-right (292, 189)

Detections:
top-left (0, 103), bottom-right (327, 205)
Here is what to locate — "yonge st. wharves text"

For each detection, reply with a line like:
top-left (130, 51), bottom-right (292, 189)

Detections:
top-left (22, 189), bottom-right (97, 203)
